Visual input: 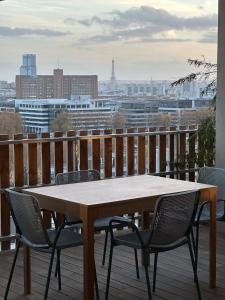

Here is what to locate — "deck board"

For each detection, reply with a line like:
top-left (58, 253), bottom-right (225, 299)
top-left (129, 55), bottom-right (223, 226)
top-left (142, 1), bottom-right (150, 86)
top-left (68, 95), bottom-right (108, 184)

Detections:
top-left (1, 222), bottom-right (225, 300)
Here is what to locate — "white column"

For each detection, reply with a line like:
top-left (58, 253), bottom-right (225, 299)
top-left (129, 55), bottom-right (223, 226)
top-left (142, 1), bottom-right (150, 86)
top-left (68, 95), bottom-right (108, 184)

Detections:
top-left (216, 0), bottom-right (225, 167)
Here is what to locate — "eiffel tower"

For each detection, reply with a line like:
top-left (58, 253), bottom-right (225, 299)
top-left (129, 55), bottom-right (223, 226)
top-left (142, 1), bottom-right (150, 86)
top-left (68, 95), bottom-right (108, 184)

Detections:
top-left (110, 58), bottom-right (116, 82)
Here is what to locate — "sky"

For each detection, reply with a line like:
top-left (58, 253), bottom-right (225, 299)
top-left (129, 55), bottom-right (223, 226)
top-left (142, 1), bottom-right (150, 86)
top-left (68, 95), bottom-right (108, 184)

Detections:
top-left (0, 0), bottom-right (218, 81)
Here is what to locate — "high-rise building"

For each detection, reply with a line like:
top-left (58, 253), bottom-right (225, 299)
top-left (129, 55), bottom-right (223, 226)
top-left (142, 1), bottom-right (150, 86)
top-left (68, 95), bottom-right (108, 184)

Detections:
top-left (20, 54), bottom-right (37, 76)
top-left (16, 68), bottom-right (98, 99)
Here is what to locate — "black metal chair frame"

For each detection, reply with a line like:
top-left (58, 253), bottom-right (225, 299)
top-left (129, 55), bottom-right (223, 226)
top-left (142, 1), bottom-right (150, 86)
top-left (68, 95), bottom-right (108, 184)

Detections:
top-left (192, 166), bottom-right (225, 273)
top-left (4, 189), bottom-right (99, 300)
top-left (105, 191), bottom-right (202, 300)
top-left (55, 169), bottom-right (139, 278)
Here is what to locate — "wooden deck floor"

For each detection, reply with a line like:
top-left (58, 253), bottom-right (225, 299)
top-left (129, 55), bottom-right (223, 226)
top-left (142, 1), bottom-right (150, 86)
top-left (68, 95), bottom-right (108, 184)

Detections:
top-left (1, 222), bottom-right (225, 300)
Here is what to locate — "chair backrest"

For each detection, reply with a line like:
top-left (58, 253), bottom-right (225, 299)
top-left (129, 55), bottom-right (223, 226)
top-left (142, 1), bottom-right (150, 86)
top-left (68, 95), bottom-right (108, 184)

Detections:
top-left (56, 169), bottom-right (100, 185)
top-left (198, 166), bottom-right (225, 200)
top-left (149, 190), bottom-right (199, 247)
top-left (56, 170), bottom-right (100, 223)
top-left (5, 189), bottom-right (50, 249)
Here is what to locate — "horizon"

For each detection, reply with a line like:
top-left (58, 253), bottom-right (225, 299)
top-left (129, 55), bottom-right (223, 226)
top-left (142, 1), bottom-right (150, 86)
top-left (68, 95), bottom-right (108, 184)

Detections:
top-left (0, 0), bottom-right (217, 82)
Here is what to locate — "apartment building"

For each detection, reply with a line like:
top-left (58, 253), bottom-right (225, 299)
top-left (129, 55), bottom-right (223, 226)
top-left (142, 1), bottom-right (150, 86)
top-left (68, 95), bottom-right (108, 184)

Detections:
top-left (16, 68), bottom-right (98, 99)
top-left (15, 97), bottom-right (112, 133)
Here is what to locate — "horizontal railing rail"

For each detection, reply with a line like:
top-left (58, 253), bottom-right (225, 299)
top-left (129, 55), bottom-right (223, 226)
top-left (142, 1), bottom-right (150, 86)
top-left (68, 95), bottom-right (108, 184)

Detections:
top-left (0, 128), bottom-right (197, 145)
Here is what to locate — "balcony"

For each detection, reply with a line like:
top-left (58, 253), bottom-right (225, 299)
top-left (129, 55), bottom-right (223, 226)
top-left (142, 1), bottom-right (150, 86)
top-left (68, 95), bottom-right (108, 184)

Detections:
top-left (0, 126), bottom-right (203, 249)
top-left (0, 127), bottom-right (221, 299)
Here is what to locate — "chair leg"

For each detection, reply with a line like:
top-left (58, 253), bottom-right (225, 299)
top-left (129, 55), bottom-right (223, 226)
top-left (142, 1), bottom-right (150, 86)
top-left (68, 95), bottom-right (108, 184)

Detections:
top-left (187, 238), bottom-right (202, 300)
top-left (153, 252), bottom-right (158, 293)
top-left (143, 250), bottom-right (152, 300)
top-left (105, 244), bottom-right (114, 300)
top-left (4, 241), bottom-right (21, 300)
top-left (134, 249), bottom-right (140, 279)
top-left (195, 224), bottom-right (200, 273)
top-left (54, 258), bottom-right (58, 278)
top-left (57, 250), bottom-right (61, 290)
top-left (102, 229), bottom-right (109, 266)
top-left (190, 228), bottom-right (196, 254)
top-left (44, 247), bottom-right (56, 300)
top-left (94, 261), bottom-right (100, 300)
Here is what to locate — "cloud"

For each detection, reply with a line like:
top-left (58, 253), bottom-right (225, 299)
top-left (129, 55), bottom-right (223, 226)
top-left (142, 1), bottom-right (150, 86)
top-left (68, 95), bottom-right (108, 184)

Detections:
top-left (139, 37), bottom-right (192, 43)
top-left (66, 6), bottom-right (217, 45)
top-left (0, 26), bottom-right (71, 37)
top-left (75, 6), bottom-right (217, 30)
top-left (64, 18), bottom-right (77, 25)
top-left (198, 31), bottom-right (217, 43)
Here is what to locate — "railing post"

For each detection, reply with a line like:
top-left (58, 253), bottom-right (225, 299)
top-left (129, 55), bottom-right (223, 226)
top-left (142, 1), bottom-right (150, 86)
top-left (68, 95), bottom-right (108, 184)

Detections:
top-left (104, 129), bottom-right (112, 178)
top-left (189, 125), bottom-right (196, 182)
top-left (127, 128), bottom-right (135, 176)
top-left (0, 134), bottom-right (10, 250)
top-left (28, 133), bottom-right (37, 186)
top-left (42, 132), bottom-right (51, 228)
top-left (67, 130), bottom-right (76, 172)
top-left (138, 128), bottom-right (146, 175)
top-left (159, 127), bottom-right (166, 176)
top-left (116, 128), bottom-right (123, 177)
top-left (54, 131), bottom-right (64, 224)
top-left (169, 127), bottom-right (176, 178)
top-left (149, 128), bottom-right (156, 174)
top-left (80, 130), bottom-right (88, 170)
top-left (54, 131), bottom-right (64, 176)
top-left (179, 126), bottom-right (186, 180)
top-left (92, 130), bottom-right (100, 174)
top-left (14, 133), bottom-right (24, 187)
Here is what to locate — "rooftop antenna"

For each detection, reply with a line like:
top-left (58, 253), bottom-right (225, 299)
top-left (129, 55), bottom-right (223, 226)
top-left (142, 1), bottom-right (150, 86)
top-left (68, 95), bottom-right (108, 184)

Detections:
top-left (57, 58), bottom-right (60, 69)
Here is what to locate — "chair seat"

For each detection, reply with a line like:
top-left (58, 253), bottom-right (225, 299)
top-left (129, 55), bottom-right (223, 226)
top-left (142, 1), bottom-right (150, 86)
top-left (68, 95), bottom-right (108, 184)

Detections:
top-left (114, 230), bottom-right (188, 251)
top-left (114, 230), bottom-right (150, 249)
top-left (48, 229), bottom-right (83, 249)
top-left (94, 217), bottom-right (123, 230)
top-left (65, 216), bottom-right (82, 224)
top-left (65, 216), bottom-right (129, 231)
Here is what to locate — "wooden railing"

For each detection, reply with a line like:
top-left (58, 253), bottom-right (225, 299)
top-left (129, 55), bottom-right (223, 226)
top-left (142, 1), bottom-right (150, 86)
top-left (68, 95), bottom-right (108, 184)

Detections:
top-left (0, 126), bottom-right (200, 250)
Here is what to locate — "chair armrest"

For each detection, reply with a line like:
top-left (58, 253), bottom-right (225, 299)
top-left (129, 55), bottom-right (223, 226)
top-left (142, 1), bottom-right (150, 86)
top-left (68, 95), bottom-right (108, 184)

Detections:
top-left (63, 220), bottom-right (83, 226)
top-left (109, 216), bottom-right (134, 226)
top-left (195, 201), bottom-right (210, 225)
top-left (196, 199), bottom-right (225, 225)
top-left (109, 217), bottom-right (145, 247)
top-left (217, 199), bottom-right (225, 203)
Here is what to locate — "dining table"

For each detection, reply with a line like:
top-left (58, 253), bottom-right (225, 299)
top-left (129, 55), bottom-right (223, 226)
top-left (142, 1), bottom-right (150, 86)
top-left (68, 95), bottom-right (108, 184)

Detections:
top-left (24, 174), bottom-right (217, 300)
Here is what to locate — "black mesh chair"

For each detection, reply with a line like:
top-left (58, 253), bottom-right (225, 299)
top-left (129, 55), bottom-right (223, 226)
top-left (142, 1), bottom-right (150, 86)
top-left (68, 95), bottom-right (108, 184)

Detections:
top-left (192, 166), bottom-right (225, 271)
top-left (56, 169), bottom-right (139, 277)
top-left (105, 191), bottom-right (201, 300)
top-left (4, 189), bottom-right (99, 300)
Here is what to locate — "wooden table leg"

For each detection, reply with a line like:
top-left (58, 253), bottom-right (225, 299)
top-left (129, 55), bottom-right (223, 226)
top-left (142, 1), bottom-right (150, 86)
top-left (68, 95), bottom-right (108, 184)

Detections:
top-left (23, 245), bottom-right (31, 294)
top-left (209, 188), bottom-right (217, 288)
top-left (82, 209), bottom-right (95, 300)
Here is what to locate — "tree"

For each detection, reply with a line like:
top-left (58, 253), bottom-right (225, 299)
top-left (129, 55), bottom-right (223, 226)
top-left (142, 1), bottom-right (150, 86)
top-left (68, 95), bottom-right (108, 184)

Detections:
top-left (110, 112), bottom-right (126, 129)
top-left (172, 57), bottom-right (216, 166)
top-left (172, 57), bottom-right (217, 98)
top-left (51, 110), bottom-right (73, 132)
top-left (0, 111), bottom-right (23, 135)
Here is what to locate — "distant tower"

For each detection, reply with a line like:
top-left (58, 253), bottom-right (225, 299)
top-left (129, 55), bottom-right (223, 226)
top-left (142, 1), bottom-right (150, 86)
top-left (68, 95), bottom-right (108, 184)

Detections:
top-left (110, 58), bottom-right (116, 81)
top-left (20, 54), bottom-right (37, 76)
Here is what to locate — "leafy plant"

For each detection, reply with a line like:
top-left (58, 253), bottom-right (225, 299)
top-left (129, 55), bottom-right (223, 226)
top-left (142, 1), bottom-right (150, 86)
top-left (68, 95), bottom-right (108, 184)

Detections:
top-left (171, 57), bottom-right (216, 168)
top-left (172, 57), bottom-right (217, 97)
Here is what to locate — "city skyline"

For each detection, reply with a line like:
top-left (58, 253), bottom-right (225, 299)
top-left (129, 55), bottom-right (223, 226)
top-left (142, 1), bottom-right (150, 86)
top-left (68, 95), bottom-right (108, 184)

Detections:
top-left (0, 0), bottom-right (217, 81)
